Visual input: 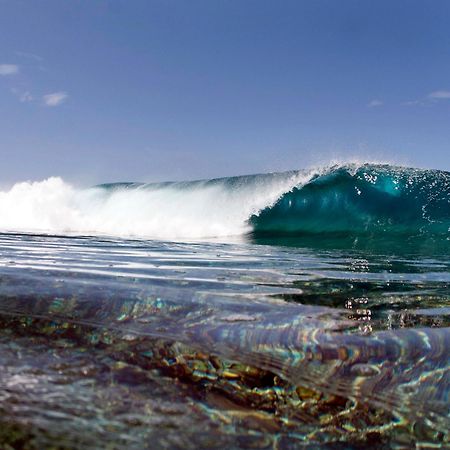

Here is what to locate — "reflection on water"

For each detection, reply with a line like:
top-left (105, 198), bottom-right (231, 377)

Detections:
top-left (0, 232), bottom-right (448, 449)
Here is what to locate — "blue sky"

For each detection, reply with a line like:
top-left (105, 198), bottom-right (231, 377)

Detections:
top-left (1, 0), bottom-right (450, 184)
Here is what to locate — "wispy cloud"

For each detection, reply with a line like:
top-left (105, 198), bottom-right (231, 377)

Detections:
top-left (427, 90), bottom-right (450, 100)
top-left (0, 64), bottom-right (19, 75)
top-left (15, 51), bottom-right (43, 62)
top-left (43, 91), bottom-right (68, 107)
top-left (19, 91), bottom-right (33, 102)
top-left (11, 88), bottom-right (33, 103)
top-left (403, 89), bottom-right (450, 107)
top-left (403, 100), bottom-right (423, 106)
top-left (367, 99), bottom-right (383, 108)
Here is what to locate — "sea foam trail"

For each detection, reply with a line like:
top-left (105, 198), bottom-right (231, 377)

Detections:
top-left (0, 170), bottom-right (314, 239)
top-left (0, 164), bottom-right (449, 239)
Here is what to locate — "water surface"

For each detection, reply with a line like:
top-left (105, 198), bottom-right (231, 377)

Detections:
top-left (0, 231), bottom-right (448, 449)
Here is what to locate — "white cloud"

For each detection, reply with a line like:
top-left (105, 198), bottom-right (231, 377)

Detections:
top-left (0, 64), bottom-right (19, 75)
top-left (427, 90), bottom-right (450, 100)
top-left (43, 91), bottom-right (68, 107)
top-left (368, 99), bottom-right (383, 108)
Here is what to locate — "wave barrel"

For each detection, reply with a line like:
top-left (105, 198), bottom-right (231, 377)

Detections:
top-left (251, 165), bottom-right (450, 236)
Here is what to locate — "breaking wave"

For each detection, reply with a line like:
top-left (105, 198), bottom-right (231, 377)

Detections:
top-left (0, 164), bottom-right (448, 239)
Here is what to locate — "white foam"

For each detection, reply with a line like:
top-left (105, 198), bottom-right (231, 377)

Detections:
top-left (0, 171), bottom-right (316, 239)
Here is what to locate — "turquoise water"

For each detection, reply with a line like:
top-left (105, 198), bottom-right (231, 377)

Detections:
top-left (0, 164), bottom-right (448, 448)
top-left (252, 165), bottom-right (450, 235)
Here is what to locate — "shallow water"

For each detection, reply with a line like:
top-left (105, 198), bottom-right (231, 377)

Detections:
top-left (0, 232), bottom-right (448, 449)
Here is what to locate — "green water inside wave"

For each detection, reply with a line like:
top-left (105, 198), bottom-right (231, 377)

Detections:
top-left (251, 164), bottom-right (450, 236)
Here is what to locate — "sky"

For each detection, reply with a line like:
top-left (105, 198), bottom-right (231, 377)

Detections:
top-left (0, 0), bottom-right (450, 185)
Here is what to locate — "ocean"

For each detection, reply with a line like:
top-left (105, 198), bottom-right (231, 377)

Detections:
top-left (0, 163), bottom-right (448, 449)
